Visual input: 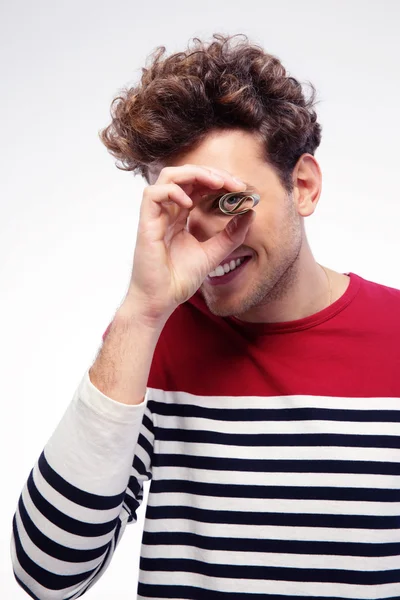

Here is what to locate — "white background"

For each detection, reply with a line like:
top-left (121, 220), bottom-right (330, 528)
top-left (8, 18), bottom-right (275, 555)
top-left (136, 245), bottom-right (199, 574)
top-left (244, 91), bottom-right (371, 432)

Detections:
top-left (2, 0), bottom-right (400, 597)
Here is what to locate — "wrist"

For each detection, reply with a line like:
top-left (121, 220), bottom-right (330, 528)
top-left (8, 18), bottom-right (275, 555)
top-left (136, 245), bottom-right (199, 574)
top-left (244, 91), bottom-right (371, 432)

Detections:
top-left (118, 290), bottom-right (174, 332)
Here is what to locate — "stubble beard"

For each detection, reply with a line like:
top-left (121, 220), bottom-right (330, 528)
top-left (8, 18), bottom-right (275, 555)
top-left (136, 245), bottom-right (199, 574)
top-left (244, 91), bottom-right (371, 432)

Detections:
top-left (199, 202), bottom-right (303, 319)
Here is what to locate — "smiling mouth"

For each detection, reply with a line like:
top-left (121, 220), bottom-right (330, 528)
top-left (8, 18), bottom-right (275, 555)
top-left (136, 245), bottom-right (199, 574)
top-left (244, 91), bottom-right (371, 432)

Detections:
top-left (205, 256), bottom-right (252, 286)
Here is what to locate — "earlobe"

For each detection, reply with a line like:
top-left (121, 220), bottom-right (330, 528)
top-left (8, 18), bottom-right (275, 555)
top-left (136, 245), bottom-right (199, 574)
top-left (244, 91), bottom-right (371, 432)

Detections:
top-left (298, 197), bottom-right (317, 217)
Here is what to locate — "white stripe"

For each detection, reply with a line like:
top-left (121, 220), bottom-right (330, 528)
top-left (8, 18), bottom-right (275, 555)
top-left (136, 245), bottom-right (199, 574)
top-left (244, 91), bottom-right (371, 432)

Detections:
top-left (147, 491), bottom-right (400, 516)
top-left (161, 441), bottom-right (400, 462)
top-left (153, 465), bottom-right (400, 489)
top-left (138, 568), bottom-right (400, 599)
top-left (140, 543), bottom-right (400, 571)
top-left (158, 415), bottom-right (400, 436)
top-left (144, 517), bottom-right (400, 544)
top-left (149, 388), bottom-right (400, 411)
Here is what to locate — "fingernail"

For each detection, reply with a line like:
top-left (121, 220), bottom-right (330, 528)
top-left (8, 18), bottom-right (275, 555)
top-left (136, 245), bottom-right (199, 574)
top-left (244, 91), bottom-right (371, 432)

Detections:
top-left (233, 177), bottom-right (246, 185)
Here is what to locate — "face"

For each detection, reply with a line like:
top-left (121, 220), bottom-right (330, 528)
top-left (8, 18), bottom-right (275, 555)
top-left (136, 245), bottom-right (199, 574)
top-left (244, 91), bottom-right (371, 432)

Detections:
top-left (148, 129), bottom-right (320, 320)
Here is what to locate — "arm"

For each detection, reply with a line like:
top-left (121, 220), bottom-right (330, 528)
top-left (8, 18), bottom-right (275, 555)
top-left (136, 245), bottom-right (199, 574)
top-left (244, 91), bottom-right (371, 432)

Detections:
top-left (11, 162), bottom-right (249, 599)
top-left (11, 308), bottom-right (164, 600)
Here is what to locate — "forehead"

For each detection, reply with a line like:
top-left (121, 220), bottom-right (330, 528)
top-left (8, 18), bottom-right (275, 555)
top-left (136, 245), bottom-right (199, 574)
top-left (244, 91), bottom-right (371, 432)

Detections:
top-left (147, 129), bottom-right (267, 183)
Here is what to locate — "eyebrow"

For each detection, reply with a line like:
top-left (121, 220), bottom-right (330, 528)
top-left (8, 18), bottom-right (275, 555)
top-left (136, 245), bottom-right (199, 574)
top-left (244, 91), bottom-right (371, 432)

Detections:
top-left (202, 182), bottom-right (258, 200)
top-left (242, 182), bottom-right (257, 190)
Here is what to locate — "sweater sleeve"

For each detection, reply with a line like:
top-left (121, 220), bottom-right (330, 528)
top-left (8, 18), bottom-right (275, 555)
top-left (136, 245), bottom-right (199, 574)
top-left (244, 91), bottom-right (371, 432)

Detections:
top-left (11, 366), bottom-right (155, 600)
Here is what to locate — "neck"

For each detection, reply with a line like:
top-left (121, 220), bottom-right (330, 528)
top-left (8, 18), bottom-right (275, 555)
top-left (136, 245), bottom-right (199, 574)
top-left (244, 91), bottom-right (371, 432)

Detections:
top-left (235, 240), bottom-right (348, 324)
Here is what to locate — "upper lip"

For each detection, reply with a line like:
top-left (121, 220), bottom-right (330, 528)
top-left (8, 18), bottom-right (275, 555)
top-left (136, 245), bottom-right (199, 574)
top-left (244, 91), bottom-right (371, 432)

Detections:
top-left (219, 252), bottom-right (252, 265)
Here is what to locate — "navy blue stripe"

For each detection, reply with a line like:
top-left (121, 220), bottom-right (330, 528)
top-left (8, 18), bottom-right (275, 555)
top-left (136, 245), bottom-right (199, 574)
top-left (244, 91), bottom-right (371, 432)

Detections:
top-left (114, 517), bottom-right (122, 544)
top-left (27, 470), bottom-right (117, 537)
top-left (152, 401), bottom-right (400, 423)
top-left (156, 428), bottom-right (400, 449)
top-left (152, 478), bottom-right (400, 503)
top-left (128, 471), bottom-right (143, 498)
top-left (143, 412), bottom-right (154, 436)
top-left (39, 451), bottom-right (125, 510)
top-left (138, 432), bottom-right (153, 472)
top-left (141, 530), bottom-right (400, 557)
top-left (139, 556), bottom-right (400, 585)
top-left (133, 453), bottom-right (151, 480)
top-left (158, 454), bottom-right (400, 476)
top-left (12, 515), bottom-right (95, 590)
top-left (145, 503), bottom-right (400, 530)
top-left (123, 491), bottom-right (141, 521)
top-left (18, 495), bottom-right (107, 562)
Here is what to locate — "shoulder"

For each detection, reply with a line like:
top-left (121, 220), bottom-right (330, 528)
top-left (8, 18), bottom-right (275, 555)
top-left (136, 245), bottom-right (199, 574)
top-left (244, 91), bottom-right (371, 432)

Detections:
top-left (356, 272), bottom-right (400, 303)
top-left (352, 272), bottom-right (400, 333)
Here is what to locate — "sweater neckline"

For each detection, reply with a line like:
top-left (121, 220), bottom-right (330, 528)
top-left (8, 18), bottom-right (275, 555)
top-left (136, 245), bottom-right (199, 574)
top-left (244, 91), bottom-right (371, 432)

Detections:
top-left (224, 272), bottom-right (361, 335)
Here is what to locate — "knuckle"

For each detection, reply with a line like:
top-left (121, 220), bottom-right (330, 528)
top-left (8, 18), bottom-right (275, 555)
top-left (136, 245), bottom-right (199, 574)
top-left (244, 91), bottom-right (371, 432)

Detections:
top-left (142, 185), bottom-right (152, 197)
top-left (213, 167), bottom-right (229, 177)
top-left (160, 166), bottom-right (174, 178)
top-left (201, 165), bottom-right (225, 179)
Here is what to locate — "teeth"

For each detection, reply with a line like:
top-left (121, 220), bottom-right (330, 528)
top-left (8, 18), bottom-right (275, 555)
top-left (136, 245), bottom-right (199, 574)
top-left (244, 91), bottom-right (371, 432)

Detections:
top-left (208, 257), bottom-right (246, 278)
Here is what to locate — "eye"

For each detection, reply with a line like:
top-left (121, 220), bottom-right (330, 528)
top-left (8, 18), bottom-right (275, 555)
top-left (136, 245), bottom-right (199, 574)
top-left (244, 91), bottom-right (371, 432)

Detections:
top-left (225, 196), bottom-right (241, 206)
top-left (212, 194), bottom-right (241, 209)
top-left (214, 191), bottom-right (260, 214)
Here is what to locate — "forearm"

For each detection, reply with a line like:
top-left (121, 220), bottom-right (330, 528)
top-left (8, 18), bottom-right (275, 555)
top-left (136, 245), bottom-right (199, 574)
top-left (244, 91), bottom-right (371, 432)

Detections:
top-left (89, 300), bottom-right (167, 406)
top-left (12, 368), bottom-right (149, 600)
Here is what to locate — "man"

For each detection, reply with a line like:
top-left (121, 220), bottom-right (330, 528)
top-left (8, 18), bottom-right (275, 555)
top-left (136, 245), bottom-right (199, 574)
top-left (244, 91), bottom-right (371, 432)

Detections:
top-left (12, 33), bottom-right (400, 599)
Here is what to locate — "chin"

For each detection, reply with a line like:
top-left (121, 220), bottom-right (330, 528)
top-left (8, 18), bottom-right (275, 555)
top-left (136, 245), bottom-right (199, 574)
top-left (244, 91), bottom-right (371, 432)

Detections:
top-left (199, 286), bottom-right (250, 318)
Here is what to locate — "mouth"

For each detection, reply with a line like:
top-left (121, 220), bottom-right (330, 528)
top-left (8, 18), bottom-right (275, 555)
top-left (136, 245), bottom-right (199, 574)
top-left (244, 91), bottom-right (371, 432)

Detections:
top-left (205, 256), bottom-right (252, 286)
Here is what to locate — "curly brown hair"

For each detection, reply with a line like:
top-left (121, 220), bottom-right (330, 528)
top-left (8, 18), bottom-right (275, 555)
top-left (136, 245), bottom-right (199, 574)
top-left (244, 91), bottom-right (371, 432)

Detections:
top-left (99, 33), bottom-right (322, 192)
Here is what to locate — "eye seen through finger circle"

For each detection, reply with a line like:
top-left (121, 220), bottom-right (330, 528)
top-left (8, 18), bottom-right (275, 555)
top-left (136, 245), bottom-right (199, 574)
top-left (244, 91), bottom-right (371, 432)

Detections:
top-left (213, 192), bottom-right (260, 215)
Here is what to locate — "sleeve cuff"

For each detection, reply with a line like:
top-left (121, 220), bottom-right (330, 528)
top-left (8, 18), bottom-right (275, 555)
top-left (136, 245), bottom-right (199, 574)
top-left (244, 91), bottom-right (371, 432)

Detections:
top-left (80, 368), bottom-right (148, 424)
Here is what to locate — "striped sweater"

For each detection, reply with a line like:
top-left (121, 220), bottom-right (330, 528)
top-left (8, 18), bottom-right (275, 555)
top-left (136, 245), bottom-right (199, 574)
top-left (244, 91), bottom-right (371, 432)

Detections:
top-left (11, 272), bottom-right (400, 599)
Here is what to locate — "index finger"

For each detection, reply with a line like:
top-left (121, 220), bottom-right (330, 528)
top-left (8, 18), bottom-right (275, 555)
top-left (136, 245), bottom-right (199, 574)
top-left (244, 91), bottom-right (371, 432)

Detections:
top-left (156, 164), bottom-right (247, 193)
top-left (197, 165), bottom-right (247, 188)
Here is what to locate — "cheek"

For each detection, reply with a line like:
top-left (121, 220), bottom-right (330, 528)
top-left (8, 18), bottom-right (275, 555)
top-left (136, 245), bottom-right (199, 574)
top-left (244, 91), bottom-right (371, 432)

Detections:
top-left (249, 206), bottom-right (291, 253)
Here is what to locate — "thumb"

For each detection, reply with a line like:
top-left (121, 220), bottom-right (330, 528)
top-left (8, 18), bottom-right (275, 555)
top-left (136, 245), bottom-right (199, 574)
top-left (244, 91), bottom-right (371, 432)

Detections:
top-left (201, 210), bottom-right (256, 271)
top-left (226, 209), bottom-right (256, 240)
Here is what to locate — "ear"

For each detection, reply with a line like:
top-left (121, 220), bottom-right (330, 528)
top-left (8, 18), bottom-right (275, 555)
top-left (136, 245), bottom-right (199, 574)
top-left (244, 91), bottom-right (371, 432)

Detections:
top-left (292, 154), bottom-right (322, 217)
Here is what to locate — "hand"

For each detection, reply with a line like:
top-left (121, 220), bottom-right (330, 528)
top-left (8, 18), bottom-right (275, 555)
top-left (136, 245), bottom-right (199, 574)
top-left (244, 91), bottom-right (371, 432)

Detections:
top-left (122, 164), bottom-right (256, 325)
